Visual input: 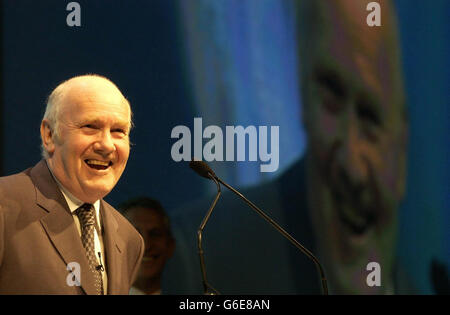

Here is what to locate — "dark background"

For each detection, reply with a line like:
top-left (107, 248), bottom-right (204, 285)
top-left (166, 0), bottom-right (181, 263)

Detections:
top-left (1, 0), bottom-right (448, 294)
top-left (1, 0), bottom-right (206, 210)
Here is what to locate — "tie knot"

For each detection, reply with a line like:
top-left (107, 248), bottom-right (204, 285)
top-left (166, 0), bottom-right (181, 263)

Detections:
top-left (76, 203), bottom-right (96, 228)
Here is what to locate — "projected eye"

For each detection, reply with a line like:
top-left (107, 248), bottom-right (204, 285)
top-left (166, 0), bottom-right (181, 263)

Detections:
top-left (356, 97), bottom-right (382, 126)
top-left (356, 98), bottom-right (382, 142)
top-left (316, 71), bottom-right (347, 114)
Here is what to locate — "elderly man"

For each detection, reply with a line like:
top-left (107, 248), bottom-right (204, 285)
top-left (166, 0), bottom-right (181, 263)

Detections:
top-left (296, 0), bottom-right (408, 294)
top-left (164, 0), bottom-right (414, 294)
top-left (0, 74), bottom-right (144, 294)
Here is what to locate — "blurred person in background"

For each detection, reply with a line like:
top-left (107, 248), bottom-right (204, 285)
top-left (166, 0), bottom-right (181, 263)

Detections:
top-left (120, 197), bottom-right (175, 295)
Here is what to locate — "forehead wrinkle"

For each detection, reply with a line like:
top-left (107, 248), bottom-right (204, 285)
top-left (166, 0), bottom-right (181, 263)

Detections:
top-left (317, 0), bottom-right (402, 118)
top-left (326, 3), bottom-right (382, 83)
top-left (61, 83), bottom-right (130, 122)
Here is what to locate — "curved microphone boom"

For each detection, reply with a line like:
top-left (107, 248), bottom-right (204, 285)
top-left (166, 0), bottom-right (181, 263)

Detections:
top-left (189, 160), bottom-right (221, 295)
top-left (189, 159), bottom-right (328, 295)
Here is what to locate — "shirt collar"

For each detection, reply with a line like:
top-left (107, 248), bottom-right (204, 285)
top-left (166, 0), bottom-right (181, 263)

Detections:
top-left (45, 160), bottom-right (101, 215)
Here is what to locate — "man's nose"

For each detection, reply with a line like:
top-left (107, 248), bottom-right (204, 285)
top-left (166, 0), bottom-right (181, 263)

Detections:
top-left (93, 130), bottom-right (116, 155)
top-left (334, 119), bottom-right (368, 188)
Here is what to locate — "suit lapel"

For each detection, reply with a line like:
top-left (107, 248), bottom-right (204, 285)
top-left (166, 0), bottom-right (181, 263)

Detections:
top-left (100, 201), bottom-right (125, 294)
top-left (31, 160), bottom-right (98, 295)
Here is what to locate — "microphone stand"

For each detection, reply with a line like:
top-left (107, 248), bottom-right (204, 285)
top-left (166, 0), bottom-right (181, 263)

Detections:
top-left (197, 172), bottom-right (222, 295)
top-left (216, 177), bottom-right (329, 295)
top-left (191, 160), bottom-right (328, 295)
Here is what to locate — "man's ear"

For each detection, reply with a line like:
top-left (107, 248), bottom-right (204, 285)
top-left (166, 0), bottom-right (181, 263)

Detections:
top-left (40, 119), bottom-right (56, 156)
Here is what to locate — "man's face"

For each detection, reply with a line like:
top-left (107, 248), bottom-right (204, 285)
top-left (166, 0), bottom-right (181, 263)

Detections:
top-left (44, 78), bottom-right (131, 203)
top-left (128, 207), bottom-right (175, 280)
top-left (303, 0), bottom-right (407, 294)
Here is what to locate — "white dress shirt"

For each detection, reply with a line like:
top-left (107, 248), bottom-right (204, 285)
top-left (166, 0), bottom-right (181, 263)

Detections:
top-left (47, 163), bottom-right (108, 294)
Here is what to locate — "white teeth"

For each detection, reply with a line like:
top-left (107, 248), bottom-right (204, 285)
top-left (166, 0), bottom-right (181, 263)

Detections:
top-left (86, 160), bottom-right (109, 166)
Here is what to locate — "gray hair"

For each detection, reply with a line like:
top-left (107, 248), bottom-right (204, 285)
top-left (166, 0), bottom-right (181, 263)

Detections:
top-left (40, 81), bottom-right (66, 159)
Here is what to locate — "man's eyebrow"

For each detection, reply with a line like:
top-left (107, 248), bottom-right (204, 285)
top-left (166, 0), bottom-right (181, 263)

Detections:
top-left (74, 118), bottom-right (101, 127)
top-left (79, 117), bottom-right (100, 123)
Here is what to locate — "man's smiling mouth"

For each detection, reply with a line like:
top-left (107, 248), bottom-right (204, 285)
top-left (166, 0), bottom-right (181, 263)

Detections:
top-left (330, 183), bottom-right (377, 238)
top-left (337, 202), bottom-right (375, 236)
top-left (85, 159), bottom-right (112, 170)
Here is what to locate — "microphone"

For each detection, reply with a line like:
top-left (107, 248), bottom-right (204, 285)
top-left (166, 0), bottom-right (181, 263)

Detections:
top-left (189, 160), bottom-right (222, 295)
top-left (96, 252), bottom-right (104, 272)
top-left (189, 159), bottom-right (328, 295)
top-left (189, 160), bottom-right (217, 180)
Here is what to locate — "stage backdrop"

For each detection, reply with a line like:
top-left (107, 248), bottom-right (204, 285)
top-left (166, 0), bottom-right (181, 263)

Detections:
top-left (1, 0), bottom-right (448, 294)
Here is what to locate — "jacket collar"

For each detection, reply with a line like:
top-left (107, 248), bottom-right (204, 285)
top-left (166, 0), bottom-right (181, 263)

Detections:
top-left (31, 160), bottom-right (124, 295)
top-left (100, 201), bottom-right (125, 294)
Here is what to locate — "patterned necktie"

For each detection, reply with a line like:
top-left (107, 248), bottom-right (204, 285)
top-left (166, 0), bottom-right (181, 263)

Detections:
top-left (75, 203), bottom-right (104, 295)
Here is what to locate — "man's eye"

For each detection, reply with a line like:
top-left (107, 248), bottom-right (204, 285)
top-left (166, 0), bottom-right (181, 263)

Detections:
top-left (112, 129), bottom-right (126, 135)
top-left (356, 100), bottom-right (383, 143)
top-left (83, 124), bottom-right (96, 129)
top-left (316, 72), bottom-right (346, 99)
top-left (356, 101), bottom-right (381, 127)
top-left (315, 71), bottom-right (346, 114)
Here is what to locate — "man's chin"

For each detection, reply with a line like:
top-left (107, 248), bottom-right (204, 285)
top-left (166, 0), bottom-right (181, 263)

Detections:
top-left (80, 184), bottom-right (114, 203)
top-left (338, 228), bottom-right (376, 263)
top-left (330, 261), bottom-right (378, 294)
top-left (328, 237), bottom-right (395, 294)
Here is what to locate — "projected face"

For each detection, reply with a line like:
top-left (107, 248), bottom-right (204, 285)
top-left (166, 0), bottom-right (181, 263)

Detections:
top-left (303, 0), bottom-right (407, 294)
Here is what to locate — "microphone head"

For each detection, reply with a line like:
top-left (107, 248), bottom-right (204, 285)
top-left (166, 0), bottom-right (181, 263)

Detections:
top-left (189, 160), bottom-right (216, 180)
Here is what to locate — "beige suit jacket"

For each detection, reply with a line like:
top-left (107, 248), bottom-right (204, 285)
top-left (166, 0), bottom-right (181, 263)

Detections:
top-left (0, 160), bottom-right (144, 294)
